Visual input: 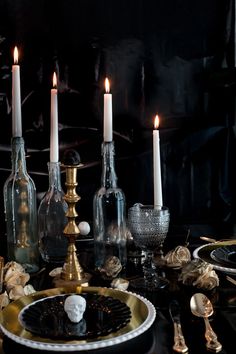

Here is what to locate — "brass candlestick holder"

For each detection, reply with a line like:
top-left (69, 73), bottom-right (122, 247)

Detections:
top-left (53, 151), bottom-right (90, 287)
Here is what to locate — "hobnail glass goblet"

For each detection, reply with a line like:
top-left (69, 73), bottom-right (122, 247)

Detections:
top-left (128, 204), bottom-right (170, 290)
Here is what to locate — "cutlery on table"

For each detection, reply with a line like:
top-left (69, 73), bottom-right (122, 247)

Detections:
top-left (226, 275), bottom-right (236, 286)
top-left (169, 300), bottom-right (188, 353)
top-left (190, 293), bottom-right (222, 353)
top-left (200, 236), bottom-right (235, 244)
top-left (200, 236), bottom-right (217, 243)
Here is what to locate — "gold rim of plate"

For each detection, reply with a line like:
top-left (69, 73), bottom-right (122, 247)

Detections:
top-left (193, 240), bottom-right (236, 274)
top-left (0, 286), bottom-right (156, 351)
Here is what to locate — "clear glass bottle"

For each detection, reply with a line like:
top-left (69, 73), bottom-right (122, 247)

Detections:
top-left (3, 137), bottom-right (39, 273)
top-left (38, 161), bottom-right (68, 264)
top-left (93, 141), bottom-right (127, 273)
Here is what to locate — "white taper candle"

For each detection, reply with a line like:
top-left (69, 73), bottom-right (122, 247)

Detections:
top-left (50, 72), bottom-right (59, 162)
top-left (12, 46), bottom-right (22, 137)
top-left (103, 78), bottom-right (113, 142)
top-left (153, 115), bottom-right (163, 209)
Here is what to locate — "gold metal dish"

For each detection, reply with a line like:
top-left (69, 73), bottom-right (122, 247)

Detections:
top-left (0, 286), bottom-right (156, 352)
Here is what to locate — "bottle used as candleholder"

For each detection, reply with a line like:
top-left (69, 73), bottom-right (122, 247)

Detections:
top-left (3, 137), bottom-right (39, 273)
top-left (38, 161), bottom-right (68, 264)
top-left (93, 141), bottom-right (127, 275)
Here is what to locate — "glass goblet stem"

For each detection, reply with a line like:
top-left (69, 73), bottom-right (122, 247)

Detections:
top-left (143, 251), bottom-right (156, 287)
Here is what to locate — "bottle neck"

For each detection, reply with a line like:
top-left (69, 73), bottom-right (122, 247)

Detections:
top-left (47, 161), bottom-right (63, 191)
top-left (11, 137), bottom-right (27, 174)
top-left (101, 141), bottom-right (117, 188)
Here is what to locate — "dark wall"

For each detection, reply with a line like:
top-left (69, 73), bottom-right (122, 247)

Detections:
top-left (0, 0), bottom-right (235, 240)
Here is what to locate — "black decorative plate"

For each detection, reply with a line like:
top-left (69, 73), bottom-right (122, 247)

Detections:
top-left (193, 240), bottom-right (236, 274)
top-left (211, 245), bottom-right (236, 266)
top-left (19, 293), bottom-right (131, 340)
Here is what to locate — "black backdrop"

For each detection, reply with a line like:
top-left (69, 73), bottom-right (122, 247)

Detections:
top-left (0, 0), bottom-right (235, 251)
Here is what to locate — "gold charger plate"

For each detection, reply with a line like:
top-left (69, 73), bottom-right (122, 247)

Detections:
top-left (0, 286), bottom-right (156, 352)
top-left (193, 240), bottom-right (236, 274)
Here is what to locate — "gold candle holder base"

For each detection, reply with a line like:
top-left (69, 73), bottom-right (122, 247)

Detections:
top-left (53, 154), bottom-right (91, 288)
top-left (53, 240), bottom-right (91, 288)
top-left (53, 275), bottom-right (90, 288)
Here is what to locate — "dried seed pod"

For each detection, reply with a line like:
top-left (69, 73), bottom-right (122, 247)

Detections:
top-left (8, 285), bottom-right (25, 300)
top-left (111, 277), bottom-right (129, 290)
top-left (100, 256), bottom-right (122, 278)
top-left (179, 259), bottom-right (219, 290)
top-left (165, 245), bottom-right (191, 268)
top-left (5, 271), bottom-right (30, 291)
top-left (0, 291), bottom-right (10, 309)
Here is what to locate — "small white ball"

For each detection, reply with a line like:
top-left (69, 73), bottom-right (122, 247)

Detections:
top-left (78, 221), bottom-right (90, 236)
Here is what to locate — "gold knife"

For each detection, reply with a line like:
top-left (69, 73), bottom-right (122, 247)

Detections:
top-left (169, 300), bottom-right (188, 353)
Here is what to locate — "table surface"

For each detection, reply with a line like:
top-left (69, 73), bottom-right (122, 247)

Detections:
top-left (1, 234), bottom-right (236, 354)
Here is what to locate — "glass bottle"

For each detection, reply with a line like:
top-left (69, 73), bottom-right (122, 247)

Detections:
top-left (38, 161), bottom-right (68, 264)
top-left (3, 137), bottom-right (39, 273)
top-left (93, 141), bottom-right (127, 273)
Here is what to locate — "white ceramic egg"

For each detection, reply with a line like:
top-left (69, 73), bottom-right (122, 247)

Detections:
top-left (78, 221), bottom-right (90, 236)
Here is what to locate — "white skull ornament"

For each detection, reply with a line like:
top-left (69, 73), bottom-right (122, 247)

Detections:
top-left (64, 295), bottom-right (86, 323)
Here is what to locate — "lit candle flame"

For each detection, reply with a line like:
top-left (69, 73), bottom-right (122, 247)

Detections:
top-left (53, 72), bottom-right (57, 88)
top-left (13, 46), bottom-right (18, 64)
top-left (105, 78), bottom-right (110, 93)
top-left (154, 115), bottom-right (160, 129)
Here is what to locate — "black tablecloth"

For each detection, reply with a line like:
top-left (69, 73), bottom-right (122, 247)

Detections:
top-left (1, 234), bottom-right (236, 354)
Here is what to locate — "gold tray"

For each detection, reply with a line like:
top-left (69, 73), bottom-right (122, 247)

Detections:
top-left (193, 240), bottom-right (236, 274)
top-left (0, 286), bottom-right (156, 352)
